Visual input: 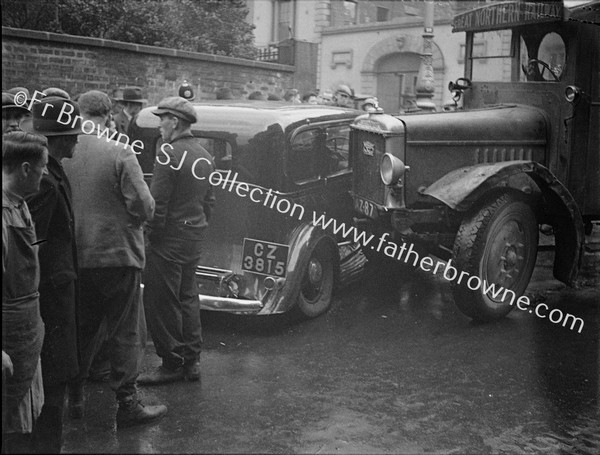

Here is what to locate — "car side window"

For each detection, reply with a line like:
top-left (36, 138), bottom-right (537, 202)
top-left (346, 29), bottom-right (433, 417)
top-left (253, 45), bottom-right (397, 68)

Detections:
top-left (197, 137), bottom-right (233, 170)
top-left (325, 124), bottom-right (350, 175)
top-left (290, 123), bottom-right (351, 184)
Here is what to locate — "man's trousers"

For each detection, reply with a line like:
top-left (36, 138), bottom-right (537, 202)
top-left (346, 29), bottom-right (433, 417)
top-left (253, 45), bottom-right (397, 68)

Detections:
top-left (143, 239), bottom-right (203, 369)
top-left (75, 267), bottom-right (146, 399)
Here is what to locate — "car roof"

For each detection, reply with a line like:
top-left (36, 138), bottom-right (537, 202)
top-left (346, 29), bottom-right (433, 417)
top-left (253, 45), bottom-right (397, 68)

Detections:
top-left (136, 101), bottom-right (361, 138)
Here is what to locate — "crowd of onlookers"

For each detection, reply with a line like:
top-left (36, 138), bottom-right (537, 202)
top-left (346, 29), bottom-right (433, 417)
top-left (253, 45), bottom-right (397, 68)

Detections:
top-left (1, 80), bottom-right (375, 453)
top-left (1, 84), bottom-right (218, 453)
top-left (180, 80), bottom-right (379, 111)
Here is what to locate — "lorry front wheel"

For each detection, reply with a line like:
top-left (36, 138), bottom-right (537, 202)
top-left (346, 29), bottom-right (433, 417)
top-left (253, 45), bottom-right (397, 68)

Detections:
top-left (292, 243), bottom-right (335, 319)
top-left (452, 193), bottom-right (538, 322)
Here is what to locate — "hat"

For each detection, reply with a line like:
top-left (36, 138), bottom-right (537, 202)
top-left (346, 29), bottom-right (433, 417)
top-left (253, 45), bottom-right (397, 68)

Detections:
top-left (43, 87), bottom-right (70, 99)
top-left (114, 86), bottom-right (147, 104)
top-left (21, 96), bottom-right (83, 136)
top-left (152, 96), bottom-right (197, 123)
top-left (361, 97), bottom-right (378, 110)
top-left (178, 81), bottom-right (195, 101)
top-left (336, 84), bottom-right (353, 97)
top-left (7, 87), bottom-right (31, 98)
top-left (2, 92), bottom-right (30, 114)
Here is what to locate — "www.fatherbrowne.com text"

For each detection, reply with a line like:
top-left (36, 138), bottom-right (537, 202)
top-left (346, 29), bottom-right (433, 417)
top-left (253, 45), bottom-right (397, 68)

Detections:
top-left (16, 90), bottom-right (584, 333)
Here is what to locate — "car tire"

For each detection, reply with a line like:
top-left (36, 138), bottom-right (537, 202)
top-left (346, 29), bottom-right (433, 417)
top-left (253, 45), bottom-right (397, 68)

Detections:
top-left (292, 243), bottom-right (335, 319)
top-left (452, 192), bottom-right (538, 322)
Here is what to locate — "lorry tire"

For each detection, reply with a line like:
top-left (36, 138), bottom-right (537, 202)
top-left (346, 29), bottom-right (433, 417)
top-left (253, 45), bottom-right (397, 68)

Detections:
top-left (292, 243), bottom-right (335, 319)
top-left (452, 192), bottom-right (538, 321)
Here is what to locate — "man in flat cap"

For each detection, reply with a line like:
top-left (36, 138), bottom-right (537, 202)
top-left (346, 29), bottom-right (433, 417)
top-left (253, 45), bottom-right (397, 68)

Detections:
top-left (139, 97), bottom-right (215, 385)
top-left (334, 84), bottom-right (355, 108)
top-left (2, 92), bottom-right (31, 134)
top-left (62, 90), bottom-right (166, 429)
top-left (113, 86), bottom-right (146, 136)
top-left (21, 96), bottom-right (82, 453)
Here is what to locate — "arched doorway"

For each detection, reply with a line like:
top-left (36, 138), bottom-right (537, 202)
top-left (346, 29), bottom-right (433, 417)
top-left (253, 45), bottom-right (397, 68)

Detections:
top-left (376, 52), bottom-right (421, 113)
top-left (361, 34), bottom-right (446, 113)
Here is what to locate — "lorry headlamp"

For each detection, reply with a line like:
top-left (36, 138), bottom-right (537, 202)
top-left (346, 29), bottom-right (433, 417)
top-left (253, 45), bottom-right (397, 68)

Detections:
top-left (380, 153), bottom-right (407, 186)
top-left (565, 86), bottom-right (581, 105)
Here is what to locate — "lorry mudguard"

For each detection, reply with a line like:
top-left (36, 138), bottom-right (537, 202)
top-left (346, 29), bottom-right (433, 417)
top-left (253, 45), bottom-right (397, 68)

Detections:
top-left (423, 161), bottom-right (584, 286)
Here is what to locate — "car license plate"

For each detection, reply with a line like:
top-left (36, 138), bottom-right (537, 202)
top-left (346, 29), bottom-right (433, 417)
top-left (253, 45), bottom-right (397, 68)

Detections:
top-left (354, 197), bottom-right (377, 219)
top-left (242, 238), bottom-right (289, 277)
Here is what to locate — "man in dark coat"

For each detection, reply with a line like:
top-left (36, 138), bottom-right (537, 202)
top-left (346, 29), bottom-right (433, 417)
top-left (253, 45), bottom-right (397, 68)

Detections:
top-left (113, 86), bottom-right (146, 136)
top-left (22, 96), bottom-right (82, 453)
top-left (139, 97), bottom-right (215, 385)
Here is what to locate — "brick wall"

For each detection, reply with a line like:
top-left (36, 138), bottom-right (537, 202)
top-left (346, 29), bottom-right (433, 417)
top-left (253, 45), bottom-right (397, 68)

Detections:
top-left (1, 27), bottom-right (295, 103)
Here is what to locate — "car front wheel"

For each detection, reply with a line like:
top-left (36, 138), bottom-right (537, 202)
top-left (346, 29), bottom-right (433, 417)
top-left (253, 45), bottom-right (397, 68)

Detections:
top-left (452, 193), bottom-right (538, 322)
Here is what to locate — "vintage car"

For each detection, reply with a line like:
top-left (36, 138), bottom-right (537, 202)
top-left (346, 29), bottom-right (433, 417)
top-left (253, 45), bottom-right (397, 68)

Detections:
top-left (133, 102), bottom-right (362, 318)
top-left (349, 1), bottom-right (599, 321)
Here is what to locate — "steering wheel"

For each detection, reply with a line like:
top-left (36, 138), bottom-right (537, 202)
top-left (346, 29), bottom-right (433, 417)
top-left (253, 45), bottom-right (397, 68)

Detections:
top-left (524, 59), bottom-right (561, 82)
top-left (325, 137), bottom-right (348, 162)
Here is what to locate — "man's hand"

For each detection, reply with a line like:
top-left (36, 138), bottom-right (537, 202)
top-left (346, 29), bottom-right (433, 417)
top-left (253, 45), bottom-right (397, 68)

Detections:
top-left (2, 350), bottom-right (14, 377)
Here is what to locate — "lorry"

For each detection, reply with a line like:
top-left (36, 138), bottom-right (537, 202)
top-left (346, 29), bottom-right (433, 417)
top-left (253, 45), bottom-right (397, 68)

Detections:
top-left (349, 0), bottom-right (599, 321)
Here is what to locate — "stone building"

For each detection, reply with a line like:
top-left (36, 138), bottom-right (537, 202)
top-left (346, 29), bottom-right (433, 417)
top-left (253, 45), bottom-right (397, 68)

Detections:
top-left (246, 0), bottom-right (484, 112)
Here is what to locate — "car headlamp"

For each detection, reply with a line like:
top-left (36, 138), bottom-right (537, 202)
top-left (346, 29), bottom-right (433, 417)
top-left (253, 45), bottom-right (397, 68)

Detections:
top-left (380, 153), bottom-right (407, 186)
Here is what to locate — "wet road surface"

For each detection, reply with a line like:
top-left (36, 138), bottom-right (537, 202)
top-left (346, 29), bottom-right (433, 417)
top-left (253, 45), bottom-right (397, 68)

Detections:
top-left (63, 246), bottom-right (599, 454)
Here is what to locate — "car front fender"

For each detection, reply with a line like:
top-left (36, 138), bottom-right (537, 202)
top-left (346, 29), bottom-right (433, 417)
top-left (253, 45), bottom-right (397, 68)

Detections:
top-left (260, 222), bottom-right (339, 314)
top-left (423, 161), bottom-right (584, 286)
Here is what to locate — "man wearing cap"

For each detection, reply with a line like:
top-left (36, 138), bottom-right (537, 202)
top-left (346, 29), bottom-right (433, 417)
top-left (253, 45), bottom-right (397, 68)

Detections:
top-left (62, 90), bottom-right (166, 428)
top-left (139, 97), bottom-right (215, 385)
top-left (113, 86), bottom-right (146, 136)
top-left (334, 84), bottom-right (355, 108)
top-left (21, 96), bottom-right (81, 453)
top-left (2, 92), bottom-right (31, 134)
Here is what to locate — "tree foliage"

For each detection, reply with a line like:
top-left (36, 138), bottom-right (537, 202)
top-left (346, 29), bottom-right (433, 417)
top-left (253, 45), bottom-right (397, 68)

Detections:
top-left (1, 0), bottom-right (258, 59)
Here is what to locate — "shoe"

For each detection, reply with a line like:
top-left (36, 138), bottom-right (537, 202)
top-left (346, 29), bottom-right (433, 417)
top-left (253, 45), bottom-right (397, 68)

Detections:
top-left (183, 360), bottom-right (201, 382)
top-left (137, 366), bottom-right (184, 385)
top-left (116, 396), bottom-right (167, 429)
top-left (68, 383), bottom-right (85, 419)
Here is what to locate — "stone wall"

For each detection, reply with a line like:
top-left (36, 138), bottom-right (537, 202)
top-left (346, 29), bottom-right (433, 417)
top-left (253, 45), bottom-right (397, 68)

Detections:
top-left (1, 27), bottom-right (295, 103)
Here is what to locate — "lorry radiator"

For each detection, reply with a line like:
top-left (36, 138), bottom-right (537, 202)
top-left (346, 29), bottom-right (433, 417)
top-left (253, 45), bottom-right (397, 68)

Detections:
top-left (352, 132), bottom-right (387, 205)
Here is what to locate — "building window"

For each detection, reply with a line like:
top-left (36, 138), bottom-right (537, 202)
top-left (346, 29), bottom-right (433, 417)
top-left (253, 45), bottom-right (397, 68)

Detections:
top-left (277, 0), bottom-right (292, 41)
top-left (343, 0), bottom-right (357, 25)
top-left (376, 6), bottom-right (389, 22)
top-left (459, 42), bottom-right (487, 63)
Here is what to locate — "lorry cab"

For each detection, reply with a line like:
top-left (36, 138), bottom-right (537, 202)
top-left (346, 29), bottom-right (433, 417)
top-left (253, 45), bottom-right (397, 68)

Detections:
top-left (453, 0), bottom-right (599, 219)
top-left (349, 1), bottom-right (599, 322)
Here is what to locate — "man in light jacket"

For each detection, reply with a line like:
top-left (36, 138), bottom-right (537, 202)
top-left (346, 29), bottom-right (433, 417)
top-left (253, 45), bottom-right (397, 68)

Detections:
top-left (63, 90), bottom-right (167, 429)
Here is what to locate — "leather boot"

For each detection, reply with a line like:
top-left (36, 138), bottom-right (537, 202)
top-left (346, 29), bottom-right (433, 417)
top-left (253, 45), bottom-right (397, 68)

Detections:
top-left (116, 395), bottom-right (167, 429)
top-left (183, 359), bottom-right (201, 382)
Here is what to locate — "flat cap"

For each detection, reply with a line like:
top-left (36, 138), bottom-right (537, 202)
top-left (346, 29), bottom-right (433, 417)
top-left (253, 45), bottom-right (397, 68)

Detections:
top-left (336, 84), bottom-right (353, 97)
top-left (152, 96), bottom-right (197, 124)
top-left (2, 92), bottom-right (30, 114)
